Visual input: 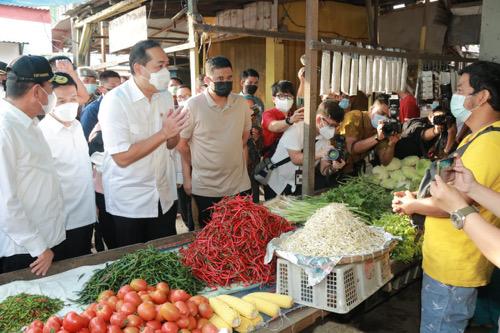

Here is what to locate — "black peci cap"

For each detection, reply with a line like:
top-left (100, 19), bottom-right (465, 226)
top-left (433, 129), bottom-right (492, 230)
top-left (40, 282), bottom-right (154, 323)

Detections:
top-left (6, 55), bottom-right (55, 84)
top-left (0, 61), bottom-right (7, 74)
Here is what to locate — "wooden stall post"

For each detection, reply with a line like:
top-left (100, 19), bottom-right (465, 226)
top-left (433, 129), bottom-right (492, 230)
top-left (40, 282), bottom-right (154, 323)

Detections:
top-left (188, 0), bottom-right (200, 92)
top-left (302, 0), bottom-right (319, 196)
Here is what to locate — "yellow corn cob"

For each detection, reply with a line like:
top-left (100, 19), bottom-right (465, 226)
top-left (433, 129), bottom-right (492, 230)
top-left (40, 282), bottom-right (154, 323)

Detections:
top-left (209, 297), bottom-right (241, 327)
top-left (209, 313), bottom-right (233, 333)
top-left (217, 294), bottom-right (258, 319)
top-left (247, 292), bottom-right (294, 309)
top-left (242, 295), bottom-right (280, 318)
top-left (234, 315), bottom-right (255, 333)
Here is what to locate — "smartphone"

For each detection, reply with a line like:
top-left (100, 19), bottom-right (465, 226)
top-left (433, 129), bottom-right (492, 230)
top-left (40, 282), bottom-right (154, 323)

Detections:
top-left (436, 157), bottom-right (455, 183)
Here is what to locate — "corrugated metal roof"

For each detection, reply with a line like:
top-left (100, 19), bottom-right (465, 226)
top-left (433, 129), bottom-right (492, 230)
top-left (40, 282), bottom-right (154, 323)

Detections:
top-left (0, 0), bottom-right (84, 6)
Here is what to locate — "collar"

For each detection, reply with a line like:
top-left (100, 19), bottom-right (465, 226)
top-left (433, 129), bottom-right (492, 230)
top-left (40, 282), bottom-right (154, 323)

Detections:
top-left (0, 99), bottom-right (36, 128)
top-left (43, 113), bottom-right (71, 133)
top-left (464, 120), bottom-right (500, 143)
top-left (129, 77), bottom-right (149, 103)
top-left (203, 89), bottom-right (235, 111)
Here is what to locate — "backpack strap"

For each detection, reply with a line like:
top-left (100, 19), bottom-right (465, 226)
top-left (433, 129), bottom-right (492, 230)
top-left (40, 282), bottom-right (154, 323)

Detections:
top-left (454, 126), bottom-right (500, 157)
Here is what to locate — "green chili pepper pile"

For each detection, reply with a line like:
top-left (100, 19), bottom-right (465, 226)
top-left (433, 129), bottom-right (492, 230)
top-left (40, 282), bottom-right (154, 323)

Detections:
top-left (76, 247), bottom-right (205, 305)
top-left (0, 293), bottom-right (64, 333)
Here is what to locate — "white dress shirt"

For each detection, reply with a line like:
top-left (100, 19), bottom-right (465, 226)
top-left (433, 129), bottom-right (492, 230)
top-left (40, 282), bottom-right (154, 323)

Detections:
top-left (38, 115), bottom-right (97, 230)
top-left (0, 99), bottom-right (66, 257)
top-left (98, 78), bottom-right (177, 218)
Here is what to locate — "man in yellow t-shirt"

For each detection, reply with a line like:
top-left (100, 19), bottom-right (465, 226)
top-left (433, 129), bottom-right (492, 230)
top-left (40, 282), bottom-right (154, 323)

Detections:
top-left (338, 96), bottom-right (399, 175)
top-left (392, 61), bottom-right (500, 333)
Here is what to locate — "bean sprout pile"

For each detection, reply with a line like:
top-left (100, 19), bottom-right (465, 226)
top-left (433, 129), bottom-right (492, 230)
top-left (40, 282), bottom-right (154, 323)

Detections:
top-left (281, 203), bottom-right (387, 257)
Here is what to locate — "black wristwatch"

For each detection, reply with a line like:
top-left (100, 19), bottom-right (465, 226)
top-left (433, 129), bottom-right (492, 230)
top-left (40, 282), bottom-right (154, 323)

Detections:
top-left (285, 117), bottom-right (292, 125)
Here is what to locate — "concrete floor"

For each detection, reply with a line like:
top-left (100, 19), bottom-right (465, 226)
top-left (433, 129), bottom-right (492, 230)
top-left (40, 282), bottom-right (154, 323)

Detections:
top-left (304, 282), bottom-right (490, 333)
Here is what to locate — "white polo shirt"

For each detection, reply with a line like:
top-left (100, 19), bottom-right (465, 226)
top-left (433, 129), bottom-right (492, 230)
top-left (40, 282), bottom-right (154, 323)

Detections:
top-left (98, 78), bottom-right (177, 218)
top-left (0, 99), bottom-right (66, 257)
top-left (39, 115), bottom-right (96, 230)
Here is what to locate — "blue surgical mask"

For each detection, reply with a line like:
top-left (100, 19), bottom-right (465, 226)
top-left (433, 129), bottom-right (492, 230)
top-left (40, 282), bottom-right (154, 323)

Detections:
top-left (339, 98), bottom-right (350, 110)
top-left (450, 94), bottom-right (472, 123)
top-left (371, 114), bottom-right (388, 128)
top-left (85, 83), bottom-right (97, 94)
top-left (431, 101), bottom-right (439, 110)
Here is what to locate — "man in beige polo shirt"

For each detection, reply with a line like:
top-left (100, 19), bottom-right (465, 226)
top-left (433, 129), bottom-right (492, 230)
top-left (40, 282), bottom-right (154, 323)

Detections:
top-left (178, 56), bottom-right (251, 227)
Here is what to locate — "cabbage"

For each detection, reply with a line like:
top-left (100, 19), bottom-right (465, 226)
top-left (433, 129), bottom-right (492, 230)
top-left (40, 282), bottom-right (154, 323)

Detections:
top-left (372, 165), bottom-right (388, 179)
top-left (401, 166), bottom-right (418, 179)
top-left (402, 155), bottom-right (420, 167)
top-left (380, 178), bottom-right (398, 190)
top-left (416, 159), bottom-right (431, 176)
top-left (390, 170), bottom-right (406, 182)
top-left (386, 158), bottom-right (402, 171)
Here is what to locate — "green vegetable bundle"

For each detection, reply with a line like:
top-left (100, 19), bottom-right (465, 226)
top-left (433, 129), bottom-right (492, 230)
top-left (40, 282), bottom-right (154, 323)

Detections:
top-left (76, 247), bottom-right (205, 305)
top-left (0, 293), bottom-right (64, 333)
top-left (372, 213), bottom-right (423, 263)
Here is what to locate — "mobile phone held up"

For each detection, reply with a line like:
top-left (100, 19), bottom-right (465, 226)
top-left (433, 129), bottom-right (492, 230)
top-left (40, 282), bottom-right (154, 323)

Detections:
top-left (436, 157), bottom-right (455, 183)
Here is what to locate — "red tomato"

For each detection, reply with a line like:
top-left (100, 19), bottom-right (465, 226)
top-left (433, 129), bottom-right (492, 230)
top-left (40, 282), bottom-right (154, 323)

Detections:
top-left (138, 291), bottom-right (148, 297)
top-left (201, 323), bottom-right (218, 333)
top-left (126, 315), bottom-right (143, 328)
top-left (123, 328), bottom-right (139, 333)
top-left (176, 317), bottom-right (189, 329)
top-left (145, 321), bottom-right (161, 330)
top-left (169, 290), bottom-right (190, 303)
top-left (63, 312), bottom-right (86, 332)
top-left (106, 296), bottom-right (119, 309)
top-left (87, 303), bottom-right (98, 313)
top-left (155, 282), bottom-right (169, 295)
top-left (187, 296), bottom-right (208, 306)
top-left (76, 328), bottom-right (90, 333)
top-left (95, 303), bottom-right (113, 322)
top-left (173, 302), bottom-right (189, 317)
top-left (25, 328), bottom-right (43, 333)
top-left (30, 320), bottom-right (45, 329)
top-left (120, 302), bottom-right (137, 315)
top-left (137, 302), bottom-right (157, 321)
top-left (139, 327), bottom-right (155, 333)
top-left (146, 286), bottom-right (155, 292)
top-left (192, 329), bottom-right (201, 333)
top-left (178, 330), bottom-right (190, 333)
top-left (82, 309), bottom-right (96, 322)
top-left (197, 303), bottom-right (213, 319)
top-left (186, 301), bottom-right (198, 317)
top-left (149, 290), bottom-right (168, 305)
top-left (140, 294), bottom-right (153, 303)
top-left (130, 279), bottom-right (148, 292)
top-left (154, 305), bottom-right (163, 322)
top-left (187, 316), bottom-right (197, 330)
top-left (124, 292), bottom-right (142, 307)
top-left (115, 300), bottom-right (124, 312)
top-left (117, 285), bottom-right (133, 299)
top-left (106, 325), bottom-right (123, 333)
top-left (56, 330), bottom-right (70, 333)
top-left (88, 317), bottom-right (107, 333)
top-left (110, 312), bottom-right (128, 328)
top-left (196, 319), bottom-right (208, 330)
top-left (160, 322), bottom-right (178, 333)
top-left (159, 303), bottom-right (180, 322)
top-left (44, 316), bottom-right (62, 333)
top-left (97, 290), bottom-right (115, 302)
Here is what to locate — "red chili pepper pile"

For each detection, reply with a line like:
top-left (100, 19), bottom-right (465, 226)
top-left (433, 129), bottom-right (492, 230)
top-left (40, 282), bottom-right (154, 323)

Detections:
top-left (180, 196), bottom-right (294, 287)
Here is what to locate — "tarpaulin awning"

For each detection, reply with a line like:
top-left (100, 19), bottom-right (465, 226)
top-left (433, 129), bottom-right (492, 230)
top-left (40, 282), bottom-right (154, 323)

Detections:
top-left (0, 0), bottom-right (85, 6)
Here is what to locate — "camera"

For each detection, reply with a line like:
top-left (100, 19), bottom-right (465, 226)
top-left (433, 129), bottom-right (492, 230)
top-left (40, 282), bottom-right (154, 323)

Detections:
top-left (432, 114), bottom-right (451, 126)
top-left (382, 118), bottom-right (402, 137)
top-left (388, 94), bottom-right (400, 119)
top-left (326, 135), bottom-right (348, 161)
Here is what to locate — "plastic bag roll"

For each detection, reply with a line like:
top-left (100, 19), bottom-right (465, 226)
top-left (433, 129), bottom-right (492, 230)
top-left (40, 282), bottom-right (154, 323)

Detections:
top-left (366, 56), bottom-right (373, 96)
top-left (349, 57), bottom-right (359, 96)
top-left (358, 54), bottom-right (367, 93)
top-left (320, 50), bottom-right (331, 96)
top-left (331, 51), bottom-right (342, 94)
top-left (341, 53), bottom-right (351, 95)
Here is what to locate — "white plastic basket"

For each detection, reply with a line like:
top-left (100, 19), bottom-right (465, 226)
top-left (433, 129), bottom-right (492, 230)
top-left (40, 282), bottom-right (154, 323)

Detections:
top-left (276, 252), bottom-right (393, 313)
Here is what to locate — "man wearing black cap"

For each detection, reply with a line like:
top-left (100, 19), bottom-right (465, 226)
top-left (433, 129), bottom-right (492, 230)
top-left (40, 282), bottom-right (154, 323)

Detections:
top-left (0, 61), bottom-right (7, 99)
top-left (0, 55), bottom-right (66, 275)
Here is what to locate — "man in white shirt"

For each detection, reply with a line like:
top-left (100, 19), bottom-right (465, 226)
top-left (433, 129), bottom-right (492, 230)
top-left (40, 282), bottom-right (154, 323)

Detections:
top-left (178, 56), bottom-right (252, 227)
top-left (99, 40), bottom-right (189, 247)
top-left (39, 72), bottom-right (96, 259)
top-left (267, 100), bottom-right (346, 198)
top-left (0, 55), bottom-right (66, 275)
top-left (0, 61), bottom-right (7, 99)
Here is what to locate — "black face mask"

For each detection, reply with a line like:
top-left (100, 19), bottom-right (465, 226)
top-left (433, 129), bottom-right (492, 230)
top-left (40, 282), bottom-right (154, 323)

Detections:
top-left (244, 84), bottom-right (258, 95)
top-left (213, 81), bottom-right (233, 97)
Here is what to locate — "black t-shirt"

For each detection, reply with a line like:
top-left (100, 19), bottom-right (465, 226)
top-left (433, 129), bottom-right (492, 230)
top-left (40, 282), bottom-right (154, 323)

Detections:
top-left (395, 117), bottom-right (437, 159)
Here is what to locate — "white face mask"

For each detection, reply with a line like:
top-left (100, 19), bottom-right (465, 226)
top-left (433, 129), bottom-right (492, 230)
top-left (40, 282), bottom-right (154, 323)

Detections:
top-left (52, 102), bottom-right (79, 122)
top-left (319, 124), bottom-right (335, 140)
top-left (39, 87), bottom-right (57, 114)
top-left (275, 97), bottom-right (294, 113)
top-left (146, 67), bottom-right (171, 92)
top-left (178, 100), bottom-right (186, 107)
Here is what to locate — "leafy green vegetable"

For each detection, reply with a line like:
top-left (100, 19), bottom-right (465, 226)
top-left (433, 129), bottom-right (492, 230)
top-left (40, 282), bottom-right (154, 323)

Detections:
top-left (385, 158), bottom-right (402, 171)
top-left (402, 155), bottom-right (419, 167)
top-left (76, 247), bottom-right (205, 305)
top-left (0, 293), bottom-right (64, 333)
top-left (372, 213), bottom-right (422, 263)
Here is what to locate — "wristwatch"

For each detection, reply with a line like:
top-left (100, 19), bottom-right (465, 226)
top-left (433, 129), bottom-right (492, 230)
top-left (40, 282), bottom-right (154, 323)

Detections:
top-left (450, 205), bottom-right (478, 229)
top-left (285, 117), bottom-right (292, 125)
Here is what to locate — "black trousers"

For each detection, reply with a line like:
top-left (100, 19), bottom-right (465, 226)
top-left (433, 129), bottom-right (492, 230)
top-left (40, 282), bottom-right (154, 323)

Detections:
top-left (263, 184), bottom-right (301, 201)
top-left (111, 201), bottom-right (178, 248)
top-left (58, 224), bottom-right (93, 260)
top-left (192, 190), bottom-right (251, 228)
top-left (177, 186), bottom-right (194, 231)
top-left (95, 192), bottom-right (117, 250)
top-left (0, 241), bottom-right (65, 274)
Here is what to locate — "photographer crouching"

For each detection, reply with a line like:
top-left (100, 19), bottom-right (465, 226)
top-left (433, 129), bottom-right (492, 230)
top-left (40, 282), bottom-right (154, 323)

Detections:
top-left (395, 104), bottom-right (457, 161)
top-left (338, 95), bottom-right (401, 176)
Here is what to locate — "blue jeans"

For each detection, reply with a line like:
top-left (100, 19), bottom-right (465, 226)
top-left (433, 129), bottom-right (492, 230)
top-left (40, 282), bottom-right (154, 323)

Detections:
top-left (421, 273), bottom-right (478, 333)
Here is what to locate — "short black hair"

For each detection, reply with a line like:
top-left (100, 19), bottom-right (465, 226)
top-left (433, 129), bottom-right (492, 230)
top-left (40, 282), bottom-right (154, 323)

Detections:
top-left (375, 94), bottom-right (389, 105)
top-left (6, 79), bottom-right (35, 99)
top-left (129, 40), bottom-right (161, 75)
top-left (205, 56), bottom-right (232, 76)
top-left (271, 80), bottom-right (295, 97)
top-left (170, 77), bottom-right (183, 85)
top-left (52, 72), bottom-right (77, 89)
top-left (318, 100), bottom-right (345, 123)
top-left (99, 70), bottom-right (120, 83)
top-left (241, 68), bottom-right (259, 80)
top-left (460, 61), bottom-right (500, 112)
top-left (178, 84), bottom-right (191, 90)
top-left (48, 55), bottom-right (74, 69)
